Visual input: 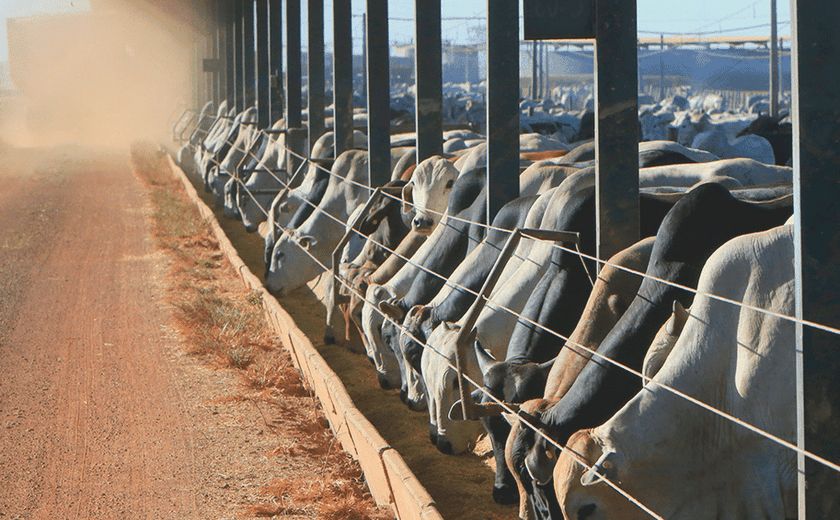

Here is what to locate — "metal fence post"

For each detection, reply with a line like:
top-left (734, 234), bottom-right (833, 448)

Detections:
top-left (269, 0), bottom-right (283, 124)
top-left (365, 0), bottom-right (390, 188)
top-left (594, 0), bottom-right (639, 264)
top-left (307, 0), bottom-right (326, 150)
top-left (415, 0), bottom-right (443, 162)
top-left (243, 0), bottom-right (256, 108)
top-left (217, 0), bottom-right (228, 105)
top-left (234, 0), bottom-right (244, 111)
top-left (332, 0), bottom-right (354, 157)
top-left (770, 0), bottom-right (779, 118)
top-left (485, 0), bottom-right (520, 224)
top-left (286, 0), bottom-right (304, 171)
top-left (256, 0), bottom-right (271, 128)
top-left (791, 0), bottom-right (840, 517)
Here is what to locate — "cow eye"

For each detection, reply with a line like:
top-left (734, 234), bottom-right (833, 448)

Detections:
top-left (445, 179), bottom-right (454, 189)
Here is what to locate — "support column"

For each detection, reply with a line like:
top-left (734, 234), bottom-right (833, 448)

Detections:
top-left (217, 0), bottom-right (228, 105)
top-left (286, 0), bottom-right (304, 170)
top-left (242, 0), bottom-right (256, 109)
top-left (531, 40), bottom-right (537, 99)
top-left (233, 0), bottom-right (244, 111)
top-left (205, 3), bottom-right (216, 105)
top-left (485, 0), bottom-right (520, 223)
top-left (286, 0), bottom-right (302, 127)
top-left (333, 0), bottom-right (353, 157)
top-left (660, 34), bottom-right (665, 100)
top-left (594, 0), bottom-right (639, 263)
top-left (269, 0), bottom-right (283, 124)
top-left (366, 0), bottom-right (390, 187)
top-left (227, 0), bottom-right (238, 109)
top-left (307, 0), bottom-right (326, 151)
top-left (415, 0), bottom-right (443, 162)
top-left (256, 0), bottom-right (271, 128)
top-left (332, 0), bottom-right (354, 156)
top-left (770, 0), bottom-right (779, 118)
top-left (792, 0), bottom-right (840, 517)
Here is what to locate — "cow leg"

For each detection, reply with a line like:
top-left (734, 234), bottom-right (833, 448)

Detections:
top-left (506, 419), bottom-right (535, 520)
top-left (340, 302), bottom-right (364, 354)
top-left (481, 415), bottom-right (519, 505)
top-left (323, 276), bottom-right (337, 345)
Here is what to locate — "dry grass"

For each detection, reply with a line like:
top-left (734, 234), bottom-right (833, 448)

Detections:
top-left (130, 141), bottom-right (393, 520)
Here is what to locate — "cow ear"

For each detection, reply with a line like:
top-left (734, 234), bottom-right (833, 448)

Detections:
top-left (581, 449), bottom-right (620, 486)
top-left (296, 235), bottom-right (317, 250)
top-left (418, 305), bottom-right (432, 323)
top-left (537, 358), bottom-right (555, 378)
top-left (467, 327), bottom-right (478, 346)
top-left (501, 411), bottom-right (519, 427)
top-left (667, 300), bottom-right (689, 336)
top-left (474, 340), bottom-right (499, 376)
top-left (401, 183), bottom-right (414, 214)
top-left (378, 300), bottom-right (404, 321)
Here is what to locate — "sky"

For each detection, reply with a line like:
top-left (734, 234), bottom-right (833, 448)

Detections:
top-left (0, 0), bottom-right (791, 62)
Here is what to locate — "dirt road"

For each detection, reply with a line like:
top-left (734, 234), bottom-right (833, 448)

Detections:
top-left (0, 146), bottom-right (299, 519)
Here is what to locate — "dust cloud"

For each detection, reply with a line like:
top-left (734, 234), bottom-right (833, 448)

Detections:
top-left (2, 0), bottom-right (203, 150)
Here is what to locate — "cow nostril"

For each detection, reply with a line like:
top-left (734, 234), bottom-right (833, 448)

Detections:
top-left (577, 503), bottom-right (597, 520)
top-left (412, 216), bottom-right (431, 229)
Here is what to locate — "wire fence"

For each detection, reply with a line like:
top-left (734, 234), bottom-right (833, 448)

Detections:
top-left (180, 111), bottom-right (823, 519)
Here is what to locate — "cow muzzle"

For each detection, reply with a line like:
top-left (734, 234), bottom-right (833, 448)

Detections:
top-left (412, 215), bottom-right (434, 235)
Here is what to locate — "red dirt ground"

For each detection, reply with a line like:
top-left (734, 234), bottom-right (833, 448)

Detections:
top-left (0, 144), bottom-right (387, 519)
top-left (0, 142), bottom-right (515, 520)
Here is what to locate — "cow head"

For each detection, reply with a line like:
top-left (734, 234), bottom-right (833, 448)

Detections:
top-left (475, 341), bottom-right (554, 409)
top-left (556, 430), bottom-right (640, 520)
top-left (503, 398), bottom-right (557, 520)
top-left (207, 164), bottom-right (231, 202)
top-left (264, 230), bottom-right (321, 297)
top-left (239, 169), bottom-right (284, 233)
top-left (222, 176), bottom-right (240, 220)
top-left (474, 343), bottom-right (554, 506)
top-left (394, 306), bottom-right (435, 412)
top-left (421, 321), bottom-right (483, 455)
top-left (668, 111), bottom-right (710, 147)
top-left (401, 156), bottom-right (458, 235)
top-left (361, 284), bottom-right (402, 390)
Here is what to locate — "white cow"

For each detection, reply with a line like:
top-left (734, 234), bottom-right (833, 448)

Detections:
top-left (237, 120), bottom-right (290, 232)
top-left (264, 149), bottom-right (370, 296)
top-left (397, 181), bottom-right (559, 411)
top-left (639, 158), bottom-right (792, 189)
top-left (363, 164), bottom-right (569, 396)
top-left (637, 140), bottom-right (720, 164)
top-left (400, 156), bottom-right (460, 234)
top-left (421, 169), bottom-right (596, 455)
top-left (208, 107), bottom-right (259, 199)
top-left (193, 102), bottom-right (232, 181)
top-left (177, 100), bottom-right (216, 176)
top-left (261, 129), bottom-right (368, 256)
top-left (359, 157), bottom-right (468, 387)
top-left (556, 224), bottom-right (796, 520)
top-left (692, 128), bottom-right (776, 165)
top-left (668, 111), bottom-right (754, 148)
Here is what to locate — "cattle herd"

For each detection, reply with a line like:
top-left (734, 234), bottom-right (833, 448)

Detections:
top-left (175, 90), bottom-right (800, 519)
